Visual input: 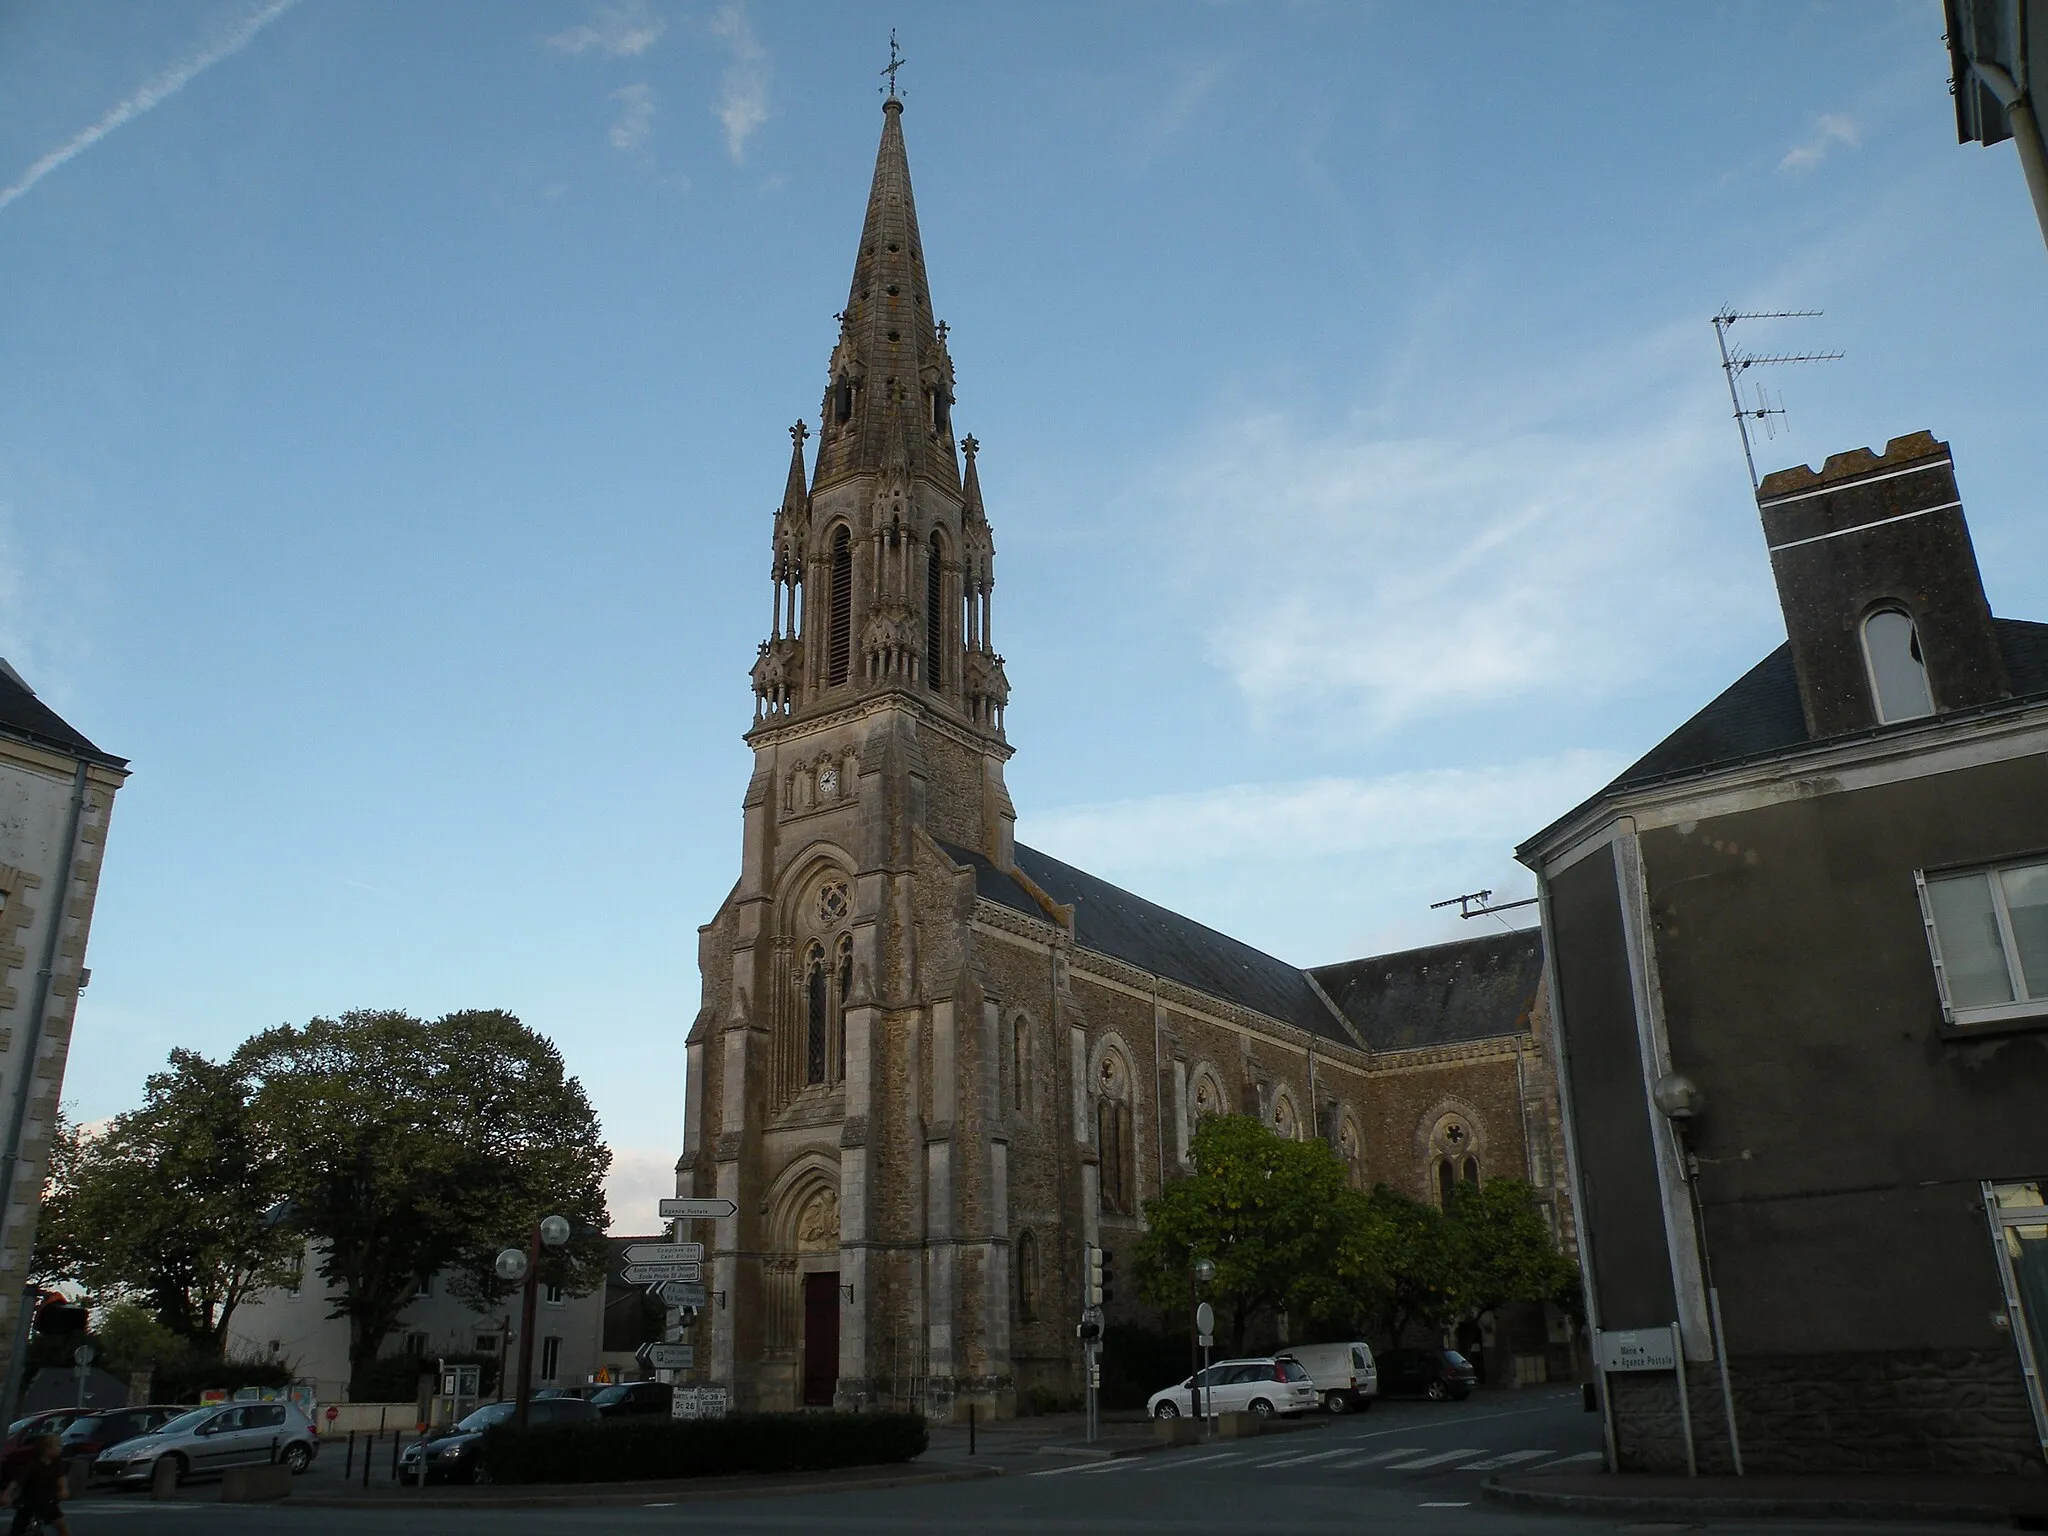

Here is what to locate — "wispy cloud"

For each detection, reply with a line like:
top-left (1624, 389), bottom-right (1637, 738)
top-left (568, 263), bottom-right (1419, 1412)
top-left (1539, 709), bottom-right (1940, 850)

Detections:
top-left (548, 0), bottom-right (665, 58)
top-left (1024, 752), bottom-right (1623, 872)
top-left (603, 1145), bottom-right (677, 1234)
top-left (0, 0), bottom-right (299, 214)
top-left (1129, 59), bottom-right (1224, 169)
top-left (610, 84), bottom-right (657, 151)
top-left (1159, 391), bottom-right (1743, 734)
top-left (1780, 113), bottom-right (1860, 172)
top-left (709, 6), bottom-right (769, 163)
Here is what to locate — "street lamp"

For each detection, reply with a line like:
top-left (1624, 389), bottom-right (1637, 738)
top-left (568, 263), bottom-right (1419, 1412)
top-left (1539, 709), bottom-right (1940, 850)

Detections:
top-left (499, 1214), bottom-right (574, 1430)
top-left (1189, 1256), bottom-right (1216, 1432)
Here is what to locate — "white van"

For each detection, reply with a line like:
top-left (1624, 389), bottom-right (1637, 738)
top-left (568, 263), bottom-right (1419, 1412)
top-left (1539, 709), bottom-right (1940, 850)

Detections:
top-left (1279, 1342), bottom-right (1379, 1413)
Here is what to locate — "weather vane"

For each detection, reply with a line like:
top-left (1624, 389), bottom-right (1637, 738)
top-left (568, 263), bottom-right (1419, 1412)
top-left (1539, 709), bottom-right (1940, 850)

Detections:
top-left (881, 29), bottom-right (906, 99)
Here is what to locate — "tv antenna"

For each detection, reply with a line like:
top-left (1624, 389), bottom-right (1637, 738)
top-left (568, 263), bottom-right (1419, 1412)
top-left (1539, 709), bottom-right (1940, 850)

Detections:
top-left (1429, 888), bottom-right (1539, 923)
top-left (880, 29), bottom-right (907, 100)
top-left (1711, 309), bottom-right (1843, 491)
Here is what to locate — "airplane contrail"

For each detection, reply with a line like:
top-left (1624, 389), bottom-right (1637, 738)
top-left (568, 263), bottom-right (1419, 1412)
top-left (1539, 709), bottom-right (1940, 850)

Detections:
top-left (0, 0), bottom-right (301, 214)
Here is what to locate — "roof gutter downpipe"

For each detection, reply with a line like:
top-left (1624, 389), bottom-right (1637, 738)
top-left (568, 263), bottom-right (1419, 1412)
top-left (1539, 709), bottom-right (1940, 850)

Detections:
top-left (1971, 57), bottom-right (2048, 255)
top-left (0, 759), bottom-right (88, 1428)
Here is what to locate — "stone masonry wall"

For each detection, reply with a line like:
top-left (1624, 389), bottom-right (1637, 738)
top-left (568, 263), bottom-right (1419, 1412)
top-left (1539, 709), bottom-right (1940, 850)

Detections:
top-left (1609, 1348), bottom-right (2043, 1475)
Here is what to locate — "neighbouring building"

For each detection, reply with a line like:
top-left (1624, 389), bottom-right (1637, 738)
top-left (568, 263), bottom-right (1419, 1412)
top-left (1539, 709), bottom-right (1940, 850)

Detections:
top-left (0, 661), bottom-right (128, 1418)
top-left (676, 95), bottom-right (1576, 1418)
top-left (1519, 430), bottom-right (2048, 1474)
top-left (228, 1242), bottom-right (609, 1405)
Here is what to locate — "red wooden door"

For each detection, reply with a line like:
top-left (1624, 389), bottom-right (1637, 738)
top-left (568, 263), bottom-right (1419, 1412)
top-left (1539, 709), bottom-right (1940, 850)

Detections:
top-left (802, 1271), bottom-right (840, 1407)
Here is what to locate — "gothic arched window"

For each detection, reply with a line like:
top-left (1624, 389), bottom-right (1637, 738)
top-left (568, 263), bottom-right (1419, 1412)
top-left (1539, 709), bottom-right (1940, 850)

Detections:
top-left (836, 933), bottom-right (853, 1078)
top-left (1863, 607), bottom-right (1934, 723)
top-left (805, 945), bottom-right (827, 1085)
top-left (1462, 1155), bottom-right (1480, 1186)
top-left (1437, 1158), bottom-right (1456, 1207)
top-left (1097, 1052), bottom-right (1134, 1216)
top-left (827, 527), bottom-right (852, 687)
top-left (926, 538), bottom-right (944, 690)
top-left (1011, 1016), bottom-right (1030, 1112)
top-left (1016, 1228), bottom-right (1038, 1322)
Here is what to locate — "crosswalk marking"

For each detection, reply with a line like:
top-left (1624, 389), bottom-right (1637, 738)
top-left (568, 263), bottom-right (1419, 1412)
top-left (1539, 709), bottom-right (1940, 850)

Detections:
top-left (1530, 1449), bottom-right (1603, 1469)
top-left (1076, 1458), bottom-right (1138, 1474)
top-left (1252, 1446), bottom-right (1354, 1468)
top-left (1338, 1445), bottom-right (1428, 1466)
top-left (1457, 1449), bottom-right (1553, 1471)
top-left (1030, 1458), bottom-right (1127, 1477)
top-left (1382, 1446), bottom-right (1484, 1470)
top-left (1142, 1450), bottom-right (1246, 1471)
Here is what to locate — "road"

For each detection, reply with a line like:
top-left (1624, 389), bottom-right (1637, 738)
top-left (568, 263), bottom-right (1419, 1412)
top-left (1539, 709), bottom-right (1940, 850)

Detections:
top-left (56, 1389), bottom-right (1991, 1534)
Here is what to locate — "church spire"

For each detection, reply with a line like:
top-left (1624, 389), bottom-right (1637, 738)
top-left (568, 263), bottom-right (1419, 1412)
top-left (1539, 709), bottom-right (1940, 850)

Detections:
top-left (812, 97), bottom-right (960, 493)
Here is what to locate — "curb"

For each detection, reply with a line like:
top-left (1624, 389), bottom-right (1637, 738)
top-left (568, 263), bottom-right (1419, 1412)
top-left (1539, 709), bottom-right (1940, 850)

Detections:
top-left (278, 1463), bottom-right (1000, 1510)
top-left (1479, 1475), bottom-right (2027, 1526)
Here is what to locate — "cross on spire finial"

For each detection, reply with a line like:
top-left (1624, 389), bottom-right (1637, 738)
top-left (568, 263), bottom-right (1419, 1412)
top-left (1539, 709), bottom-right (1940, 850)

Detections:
top-left (880, 29), bottom-right (906, 100)
top-left (790, 420), bottom-right (809, 446)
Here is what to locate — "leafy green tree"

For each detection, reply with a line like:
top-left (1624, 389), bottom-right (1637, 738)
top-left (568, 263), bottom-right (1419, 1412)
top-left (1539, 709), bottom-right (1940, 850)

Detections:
top-left (33, 1052), bottom-right (296, 1350)
top-left (235, 1009), bottom-right (610, 1400)
top-left (1359, 1185), bottom-right (1462, 1345)
top-left (1443, 1177), bottom-right (1577, 1324)
top-left (1135, 1116), bottom-right (1356, 1352)
top-left (93, 1302), bottom-right (191, 1378)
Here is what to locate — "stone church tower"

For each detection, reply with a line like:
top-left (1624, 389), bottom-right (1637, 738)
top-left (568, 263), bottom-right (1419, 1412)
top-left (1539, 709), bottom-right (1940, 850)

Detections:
top-left (680, 94), bottom-right (1021, 1416)
top-left (679, 96), bottom-right (1578, 1419)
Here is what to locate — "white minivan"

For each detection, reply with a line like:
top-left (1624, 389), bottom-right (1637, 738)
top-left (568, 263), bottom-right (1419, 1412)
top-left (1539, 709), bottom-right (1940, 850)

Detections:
top-left (1279, 1341), bottom-right (1379, 1413)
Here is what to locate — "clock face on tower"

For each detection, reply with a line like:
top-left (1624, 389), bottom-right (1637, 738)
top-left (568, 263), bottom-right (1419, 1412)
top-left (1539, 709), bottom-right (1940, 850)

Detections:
top-left (818, 766), bottom-right (838, 797)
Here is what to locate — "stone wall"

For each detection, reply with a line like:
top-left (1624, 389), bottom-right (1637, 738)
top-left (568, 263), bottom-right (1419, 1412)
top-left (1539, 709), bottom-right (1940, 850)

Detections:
top-left (1609, 1348), bottom-right (2043, 1475)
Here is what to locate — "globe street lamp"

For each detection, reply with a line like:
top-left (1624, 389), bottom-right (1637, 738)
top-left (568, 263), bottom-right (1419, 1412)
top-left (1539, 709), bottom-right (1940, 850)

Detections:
top-left (503, 1214), bottom-right (574, 1429)
top-left (1189, 1256), bottom-right (1216, 1431)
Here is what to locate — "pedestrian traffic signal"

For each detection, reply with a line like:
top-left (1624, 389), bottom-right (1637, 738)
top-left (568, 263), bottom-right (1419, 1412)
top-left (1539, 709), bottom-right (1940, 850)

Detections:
top-left (1077, 1317), bottom-right (1102, 1341)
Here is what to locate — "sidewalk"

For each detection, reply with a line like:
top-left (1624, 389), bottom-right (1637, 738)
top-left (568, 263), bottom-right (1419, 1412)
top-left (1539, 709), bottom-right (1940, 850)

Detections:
top-left (1483, 1468), bottom-right (2048, 1527)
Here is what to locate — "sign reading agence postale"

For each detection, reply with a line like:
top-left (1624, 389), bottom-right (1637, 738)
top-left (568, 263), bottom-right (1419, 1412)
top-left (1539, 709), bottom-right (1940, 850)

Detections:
top-left (1596, 1327), bottom-right (1678, 1373)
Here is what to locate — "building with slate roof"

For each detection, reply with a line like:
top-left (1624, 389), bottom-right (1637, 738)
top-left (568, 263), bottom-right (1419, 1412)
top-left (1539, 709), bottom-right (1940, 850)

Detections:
top-left (0, 661), bottom-right (128, 1420)
top-left (1519, 430), bottom-right (2048, 1476)
top-left (677, 95), bottom-right (1573, 1419)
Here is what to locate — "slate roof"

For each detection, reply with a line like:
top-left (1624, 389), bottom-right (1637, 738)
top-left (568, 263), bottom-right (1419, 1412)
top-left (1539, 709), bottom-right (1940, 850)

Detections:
top-left (1309, 929), bottom-right (1545, 1052)
top-left (1607, 617), bottom-right (2048, 796)
top-left (940, 840), bottom-right (1355, 1046)
top-left (0, 662), bottom-right (125, 767)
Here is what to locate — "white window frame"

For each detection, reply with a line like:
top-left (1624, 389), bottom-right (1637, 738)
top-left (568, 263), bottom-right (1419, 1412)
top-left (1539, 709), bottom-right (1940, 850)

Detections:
top-left (543, 1282), bottom-right (566, 1306)
top-left (1914, 857), bottom-right (2048, 1033)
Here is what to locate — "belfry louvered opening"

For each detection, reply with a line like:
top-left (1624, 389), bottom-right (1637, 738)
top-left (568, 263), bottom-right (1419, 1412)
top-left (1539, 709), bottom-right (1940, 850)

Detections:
top-left (827, 527), bottom-right (852, 686)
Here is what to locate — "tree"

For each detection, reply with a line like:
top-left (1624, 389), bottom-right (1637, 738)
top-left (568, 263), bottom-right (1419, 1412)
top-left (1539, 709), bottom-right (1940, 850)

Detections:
top-left (33, 1051), bottom-right (296, 1350)
top-left (1359, 1185), bottom-right (1462, 1346)
top-left (1443, 1177), bottom-right (1578, 1324)
top-left (1135, 1116), bottom-right (1356, 1352)
top-left (235, 1009), bottom-right (610, 1400)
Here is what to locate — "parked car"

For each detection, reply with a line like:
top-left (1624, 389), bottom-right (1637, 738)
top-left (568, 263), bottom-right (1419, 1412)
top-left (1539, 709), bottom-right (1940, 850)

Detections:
top-left (1147, 1357), bottom-right (1318, 1420)
top-left (100, 1401), bottom-right (320, 1485)
top-left (58, 1406), bottom-right (186, 1475)
top-left (590, 1380), bottom-right (671, 1418)
top-left (3, 1408), bottom-right (96, 1457)
top-left (1378, 1348), bottom-right (1477, 1401)
top-left (398, 1396), bottom-right (599, 1485)
top-left (1279, 1342), bottom-right (1378, 1413)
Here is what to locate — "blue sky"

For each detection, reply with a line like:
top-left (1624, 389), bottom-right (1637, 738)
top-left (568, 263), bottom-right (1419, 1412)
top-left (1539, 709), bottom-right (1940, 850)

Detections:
top-left (5, 1), bottom-right (2045, 1228)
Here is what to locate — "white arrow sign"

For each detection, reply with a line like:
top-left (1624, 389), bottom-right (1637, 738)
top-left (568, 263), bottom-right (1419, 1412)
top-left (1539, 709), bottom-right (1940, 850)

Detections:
top-left (659, 1281), bottom-right (707, 1307)
top-left (641, 1344), bottom-right (694, 1370)
top-left (623, 1262), bottom-right (702, 1284)
top-left (658, 1197), bottom-right (737, 1220)
top-left (623, 1242), bottom-right (704, 1265)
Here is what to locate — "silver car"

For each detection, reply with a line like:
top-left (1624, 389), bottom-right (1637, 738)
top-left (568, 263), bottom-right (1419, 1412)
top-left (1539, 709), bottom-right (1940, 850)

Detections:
top-left (101, 1401), bottom-right (319, 1485)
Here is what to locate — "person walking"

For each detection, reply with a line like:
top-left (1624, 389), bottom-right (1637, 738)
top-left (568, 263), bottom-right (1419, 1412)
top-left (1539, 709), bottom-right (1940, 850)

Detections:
top-left (0, 1434), bottom-right (71, 1536)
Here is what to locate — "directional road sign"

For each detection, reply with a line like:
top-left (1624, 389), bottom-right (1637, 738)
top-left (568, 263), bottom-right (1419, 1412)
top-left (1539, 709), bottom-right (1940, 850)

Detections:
top-left (659, 1281), bottom-right (708, 1307)
top-left (658, 1197), bottom-right (738, 1220)
top-left (623, 1262), bottom-right (702, 1285)
top-left (638, 1344), bottom-right (695, 1370)
top-left (623, 1242), bottom-right (704, 1265)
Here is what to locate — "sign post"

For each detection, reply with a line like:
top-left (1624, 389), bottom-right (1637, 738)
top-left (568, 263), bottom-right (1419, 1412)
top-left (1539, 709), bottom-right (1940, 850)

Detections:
top-left (1594, 1324), bottom-right (1694, 1476)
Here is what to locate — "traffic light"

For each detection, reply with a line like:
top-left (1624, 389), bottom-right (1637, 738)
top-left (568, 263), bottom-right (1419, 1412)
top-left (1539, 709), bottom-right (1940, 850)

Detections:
top-left (1084, 1245), bottom-right (1114, 1307)
top-left (33, 1295), bottom-right (86, 1336)
top-left (1076, 1317), bottom-right (1101, 1341)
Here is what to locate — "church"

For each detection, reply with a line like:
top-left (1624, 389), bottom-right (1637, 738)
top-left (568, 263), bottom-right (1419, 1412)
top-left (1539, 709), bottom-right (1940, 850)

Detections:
top-left (676, 93), bottom-right (1574, 1418)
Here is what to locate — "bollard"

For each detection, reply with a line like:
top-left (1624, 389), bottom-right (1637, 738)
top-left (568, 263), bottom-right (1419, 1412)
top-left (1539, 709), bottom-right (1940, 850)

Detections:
top-left (150, 1457), bottom-right (180, 1501)
top-left (361, 1430), bottom-right (371, 1486)
top-left (391, 1429), bottom-right (401, 1480)
top-left (344, 1430), bottom-right (355, 1479)
top-left (968, 1403), bottom-right (975, 1456)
